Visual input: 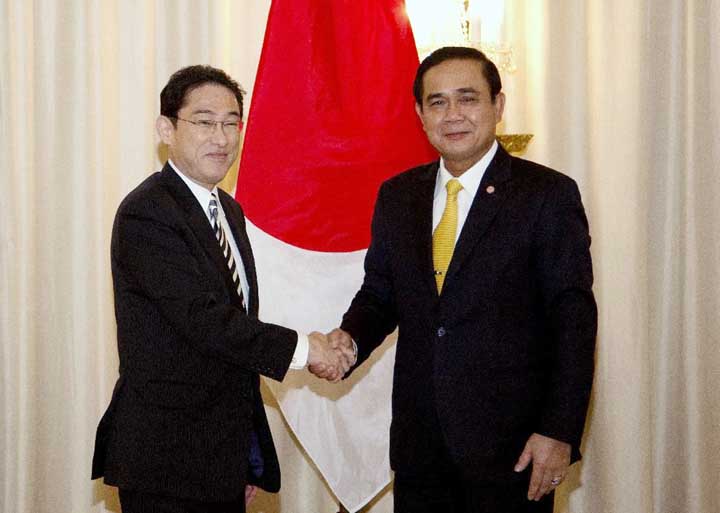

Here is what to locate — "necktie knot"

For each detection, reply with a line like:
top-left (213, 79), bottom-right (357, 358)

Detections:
top-left (209, 195), bottom-right (219, 221)
top-left (446, 178), bottom-right (463, 197)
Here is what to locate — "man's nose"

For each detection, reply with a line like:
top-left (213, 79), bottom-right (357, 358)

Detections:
top-left (210, 122), bottom-right (230, 143)
top-left (444, 100), bottom-right (464, 120)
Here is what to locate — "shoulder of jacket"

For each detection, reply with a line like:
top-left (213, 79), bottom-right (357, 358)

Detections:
top-left (381, 160), bottom-right (438, 190)
top-left (510, 157), bottom-right (577, 188)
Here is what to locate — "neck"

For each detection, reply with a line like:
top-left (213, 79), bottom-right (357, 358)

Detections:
top-left (444, 157), bottom-right (479, 177)
top-left (443, 140), bottom-right (495, 177)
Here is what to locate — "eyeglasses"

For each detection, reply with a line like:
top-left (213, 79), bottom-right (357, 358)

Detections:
top-left (171, 116), bottom-right (244, 135)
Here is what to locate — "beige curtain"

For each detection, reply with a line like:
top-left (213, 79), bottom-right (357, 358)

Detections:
top-left (1, 1), bottom-right (717, 512)
top-left (502, 1), bottom-right (720, 512)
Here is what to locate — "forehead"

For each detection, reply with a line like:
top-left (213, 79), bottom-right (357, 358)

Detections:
top-left (422, 58), bottom-right (490, 98)
top-left (180, 83), bottom-right (240, 114)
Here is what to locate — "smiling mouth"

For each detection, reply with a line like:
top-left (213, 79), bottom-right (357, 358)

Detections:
top-left (444, 131), bottom-right (470, 140)
top-left (206, 152), bottom-right (228, 160)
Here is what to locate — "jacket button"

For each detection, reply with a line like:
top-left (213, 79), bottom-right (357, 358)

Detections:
top-left (437, 327), bottom-right (446, 337)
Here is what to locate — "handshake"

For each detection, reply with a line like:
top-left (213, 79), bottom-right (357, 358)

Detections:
top-left (306, 328), bottom-right (357, 382)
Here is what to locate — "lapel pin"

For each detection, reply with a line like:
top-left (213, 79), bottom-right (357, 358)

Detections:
top-left (486, 185), bottom-right (496, 194)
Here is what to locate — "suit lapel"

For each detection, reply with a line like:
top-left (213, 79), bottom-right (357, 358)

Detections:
top-left (407, 162), bottom-right (440, 297)
top-left (445, 145), bottom-right (514, 284)
top-left (220, 192), bottom-right (260, 317)
top-left (159, 165), bottom-right (244, 309)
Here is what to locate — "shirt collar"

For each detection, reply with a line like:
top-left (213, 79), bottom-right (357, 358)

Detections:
top-left (435, 139), bottom-right (498, 199)
top-left (168, 159), bottom-right (218, 219)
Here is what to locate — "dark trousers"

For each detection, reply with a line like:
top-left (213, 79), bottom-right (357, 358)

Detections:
top-left (119, 489), bottom-right (245, 513)
top-left (394, 472), bottom-right (554, 513)
top-left (393, 434), bottom-right (554, 513)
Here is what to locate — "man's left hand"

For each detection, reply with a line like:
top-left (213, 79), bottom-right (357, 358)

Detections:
top-left (513, 433), bottom-right (571, 501)
top-left (245, 484), bottom-right (257, 506)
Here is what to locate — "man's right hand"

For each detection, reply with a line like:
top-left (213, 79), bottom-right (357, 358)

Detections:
top-left (327, 328), bottom-right (356, 367)
top-left (307, 329), bottom-right (356, 382)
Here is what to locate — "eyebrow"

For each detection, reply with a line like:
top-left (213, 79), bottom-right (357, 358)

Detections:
top-left (425, 92), bottom-right (446, 102)
top-left (189, 109), bottom-right (241, 117)
top-left (425, 87), bottom-right (480, 102)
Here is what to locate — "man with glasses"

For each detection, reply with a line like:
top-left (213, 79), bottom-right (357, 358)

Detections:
top-left (91, 65), bottom-right (353, 513)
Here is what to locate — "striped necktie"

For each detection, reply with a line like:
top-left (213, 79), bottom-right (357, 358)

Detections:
top-left (209, 194), bottom-right (246, 310)
top-left (432, 179), bottom-right (463, 293)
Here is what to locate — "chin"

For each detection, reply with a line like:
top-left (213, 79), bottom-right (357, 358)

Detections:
top-left (207, 162), bottom-right (231, 175)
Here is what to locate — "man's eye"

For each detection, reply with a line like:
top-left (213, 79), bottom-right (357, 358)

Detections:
top-left (197, 120), bottom-right (215, 127)
top-left (459, 97), bottom-right (478, 103)
top-left (429, 99), bottom-right (445, 107)
top-left (223, 122), bottom-right (240, 129)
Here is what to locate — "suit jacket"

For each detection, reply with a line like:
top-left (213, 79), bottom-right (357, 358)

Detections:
top-left (341, 145), bottom-right (597, 483)
top-left (92, 164), bottom-right (297, 501)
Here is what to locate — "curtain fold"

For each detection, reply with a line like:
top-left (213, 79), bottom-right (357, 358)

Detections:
top-left (645, 2), bottom-right (720, 512)
top-left (1, 1), bottom-right (717, 512)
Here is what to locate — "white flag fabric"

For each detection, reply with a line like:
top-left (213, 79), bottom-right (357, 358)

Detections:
top-left (247, 221), bottom-right (396, 512)
top-left (235, 1), bottom-right (436, 510)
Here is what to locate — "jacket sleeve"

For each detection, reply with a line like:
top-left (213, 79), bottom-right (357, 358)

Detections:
top-left (532, 177), bottom-right (597, 452)
top-left (341, 183), bottom-right (399, 367)
top-left (112, 196), bottom-right (297, 382)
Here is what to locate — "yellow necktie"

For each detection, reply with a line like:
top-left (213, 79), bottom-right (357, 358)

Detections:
top-left (433, 179), bottom-right (463, 293)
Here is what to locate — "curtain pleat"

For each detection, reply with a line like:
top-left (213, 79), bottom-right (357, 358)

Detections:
top-left (1, 1), bottom-right (717, 512)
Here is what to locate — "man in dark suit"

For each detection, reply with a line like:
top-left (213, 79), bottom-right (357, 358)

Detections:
top-left (326, 47), bottom-right (597, 512)
top-left (92, 65), bottom-right (349, 513)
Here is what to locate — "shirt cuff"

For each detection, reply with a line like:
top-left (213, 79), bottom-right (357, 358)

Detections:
top-left (289, 333), bottom-right (309, 369)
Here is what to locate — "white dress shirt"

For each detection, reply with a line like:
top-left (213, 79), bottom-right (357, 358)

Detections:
top-left (432, 140), bottom-right (498, 240)
top-left (169, 160), bottom-right (309, 368)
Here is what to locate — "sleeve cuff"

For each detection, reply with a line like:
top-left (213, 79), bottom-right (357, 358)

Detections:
top-left (289, 333), bottom-right (309, 369)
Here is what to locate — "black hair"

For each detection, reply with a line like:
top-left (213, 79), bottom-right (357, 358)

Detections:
top-left (413, 46), bottom-right (502, 107)
top-left (160, 65), bottom-right (245, 124)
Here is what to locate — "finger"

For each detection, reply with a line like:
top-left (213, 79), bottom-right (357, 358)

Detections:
top-left (326, 370), bottom-right (340, 383)
top-left (308, 363), bottom-right (327, 376)
top-left (548, 474), bottom-right (564, 490)
top-left (332, 348), bottom-right (350, 374)
top-left (514, 444), bottom-right (533, 473)
top-left (322, 365), bottom-right (338, 379)
top-left (535, 471), bottom-right (555, 500)
top-left (527, 464), bottom-right (544, 501)
top-left (333, 366), bottom-right (348, 382)
top-left (331, 330), bottom-right (357, 367)
top-left (335, 349), bottom-right (352, 373)
top-left (306, 332), bottom-right (328, 366)
top-left (310, 363), bottom-right (335, 379)
top-left (325, 350), bottom-right (341, 372)
top-left (327, 328), bottom-right (345, 349)
top-left (245, 485), bottom-right (257, 506)
top-left (308, 331), bottom-right (327, 343)
top-left (310, 362), bottom-right (327, 372)
top-left (338, 345), bottom-right (355, 365)
top-left (336, 332), bottom-right (352, 348)
top-left (546, 462), bottom-right (567, 487)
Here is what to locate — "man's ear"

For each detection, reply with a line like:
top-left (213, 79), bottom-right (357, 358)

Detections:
top-left (493, 92), bottom-right (506, 124)
top-left (415, 102), bottom-right (426, 129)
top-left (156, 115), bottom-right (175, 145)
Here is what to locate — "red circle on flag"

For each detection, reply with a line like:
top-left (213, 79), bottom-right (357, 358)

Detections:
top-left (236, 0), bottom-right (436, 252)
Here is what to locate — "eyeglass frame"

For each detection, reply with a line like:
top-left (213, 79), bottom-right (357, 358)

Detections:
top-left (169, 116), bottom-right (244, 135)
